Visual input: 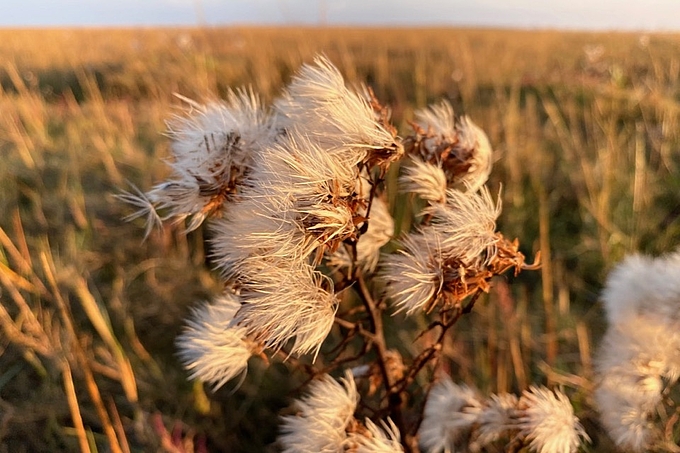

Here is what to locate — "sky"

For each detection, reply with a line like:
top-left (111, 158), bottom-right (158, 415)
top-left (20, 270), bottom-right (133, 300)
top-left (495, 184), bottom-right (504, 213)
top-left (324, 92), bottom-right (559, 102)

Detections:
top-left (3, 0), bottom-right (680, 30)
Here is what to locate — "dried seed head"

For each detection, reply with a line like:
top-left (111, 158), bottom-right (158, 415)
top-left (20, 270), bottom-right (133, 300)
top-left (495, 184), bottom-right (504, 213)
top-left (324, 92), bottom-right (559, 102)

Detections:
top-left (381, 230), bottom-right (444, 314)
top-left (400, 157), bottom-right (448, 205)
top-left (234, 262), bottom-right (338, 357)
top-left (405, 101), bottom-right (492, 191)
top-left (121, 89), bottom-right (274, 232)
top-left (275, 55), bottom-right (401, 166)
top-left (518, 386), bottom-right (589, 453)
top-left (279, 371), bottom-right (358, 453)
top-left (424, 187), bottom-right (501, 266)
top-left (176, 293), bottom-right (258, 390)
top-left (473, 392), bottom-right (520, 448)
top-left (419, 377), bottom-right (482, 453)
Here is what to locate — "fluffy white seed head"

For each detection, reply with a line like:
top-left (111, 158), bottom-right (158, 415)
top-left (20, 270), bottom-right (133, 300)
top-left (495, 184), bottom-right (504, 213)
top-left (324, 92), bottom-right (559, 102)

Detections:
top-left (518, 387), bottom-right (588, 453)
top-left (425, 187), bottom-right (501, 266)
top-left (279, 371), bottom-right (358, 453)
top-left (122, 90), bottom-right (274, 232)
top-left (473, 392), bottom-right (519, 447)
top-left (419, 377), bottom-right (482, 453)
top-left (414, 101), bottom-right (492, 192)
top-left (234, 263), bottom-right (338, 356)
top-left (594, 251), bottom-right (680, 450)
top-left (601, 250), bottom-right (680, 326)
top-left (275, 55), bottom-right (398, 158)
top-left (455, 117), bottom-right (493, 192)
top-left (414, 101), bottom-right (458, 139)
top-left (245, 130), bottom-right (366, 257)
top-left (209, 199), bottom-right (313, 280)
top-left (594, 316), bottom-right (679, 451)
top-left (351, 418), bottom-right (404, 453)
top-left (381, 231), bottom-right (443, 314)
top-left (400, 158), bottom-right (448, 204)
top-left (175, 293), bottom-right (254, 390)
top-left (595, 366), bottom-right (661, 452)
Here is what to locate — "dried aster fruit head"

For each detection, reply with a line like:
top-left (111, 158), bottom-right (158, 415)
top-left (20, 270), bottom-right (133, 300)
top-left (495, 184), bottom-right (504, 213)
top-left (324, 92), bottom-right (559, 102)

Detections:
top-left (234, 262), bottom-right (338, 357)
top-left (473, 392), bottom-right (520, 448)
top-left (275, 55), bottom-right (401, 166)
top-left (350, 418), bottom-right (404, 453)
top-left (381, 230), bottom-right (444, 314)
top-left (119, 89), bottom-right (274, 233)
top-left (279, 371), bottom-right (358, 453)
top-left (518, 386), bottom-right (589, 453)
top-left (594, 250), bottom-right (680, 451)
top-left (405, 100), bottom-right (492, 192)
top-left (382, 187), bottom-right (521, 313)
top-left (176, 293), bottom-right (260, 390)
top-left (419, 377), bottom-right (482, 453)
top-left (400, 157), bottom-right (448, 205)
top-left (424, 187), bottom-right (501, 266)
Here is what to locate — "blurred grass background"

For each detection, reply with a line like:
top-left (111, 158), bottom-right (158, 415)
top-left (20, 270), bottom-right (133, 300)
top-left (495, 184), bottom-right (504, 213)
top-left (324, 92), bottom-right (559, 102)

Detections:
top-left (0, 27), bottom-right (679, 451)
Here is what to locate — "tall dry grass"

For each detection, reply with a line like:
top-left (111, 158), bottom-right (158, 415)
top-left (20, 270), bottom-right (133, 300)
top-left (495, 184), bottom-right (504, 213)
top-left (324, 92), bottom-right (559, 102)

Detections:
top-left (1, 27), bottom-right (679, 451)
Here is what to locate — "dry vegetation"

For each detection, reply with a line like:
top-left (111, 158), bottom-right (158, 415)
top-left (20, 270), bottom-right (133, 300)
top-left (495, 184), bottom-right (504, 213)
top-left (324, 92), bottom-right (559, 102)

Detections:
top-left (0, 27), bottom-right (679, 452)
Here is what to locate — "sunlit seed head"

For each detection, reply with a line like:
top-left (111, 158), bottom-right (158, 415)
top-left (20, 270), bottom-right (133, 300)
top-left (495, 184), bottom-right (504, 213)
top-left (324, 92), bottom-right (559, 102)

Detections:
top-left (400, 158), bottom-right (448, 204)
top-left (122, 89), bottom-right (275, 232)
top-left (419, 376), bottom-right (482, 453)
top-left (351, 418), bottom-right (404, 453)
top-left (175, 293), bottom-right (255, 390)
top-left (594, 250), bottom-right (680, 451)
top-left (455, 116), bottom-right (493, 192)
top-left (275, 55), bottom-right (398, 159)
top-left (279, 371), bottom-right (358, 453)
top-left (425, 186), bottom-right (501, 266)
top-left (381, 231), bottom-right (443, 314)
top-left (234, 263), bottom-right (337, 357)
top-left (518, 386), bottom-right (588, 453)
top-left (209, 199), bottom-right (311, 280)
top-left (595, 368), bottom-right (660, 452)
top-left (473, 392), bottom-right (520, 447)
top-left (413, 101), bottom-right (493, 191)
top-left (593, 317), bottom-right (673, 451)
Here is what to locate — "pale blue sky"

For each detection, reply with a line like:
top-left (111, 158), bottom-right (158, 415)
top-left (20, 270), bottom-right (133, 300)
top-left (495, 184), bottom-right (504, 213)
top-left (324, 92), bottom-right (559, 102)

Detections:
top-left (3, 0), bottom-right (680, 30)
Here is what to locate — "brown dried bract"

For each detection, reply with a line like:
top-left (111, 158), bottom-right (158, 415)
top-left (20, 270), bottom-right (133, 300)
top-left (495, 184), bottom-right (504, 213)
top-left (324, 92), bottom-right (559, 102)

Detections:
top-left (402, 121), bottom-right (477, 185)
top-left (364, 87), bottom-right (404, 168)
top-left (429, 233), bottom-right (540, 313)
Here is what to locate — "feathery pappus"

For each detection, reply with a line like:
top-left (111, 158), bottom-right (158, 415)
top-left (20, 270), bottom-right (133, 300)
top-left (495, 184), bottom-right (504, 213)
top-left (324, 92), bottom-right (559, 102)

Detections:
top-left (233, 262), bottom-right (338, 357)
top-left (419, 376), bottom-right (588, 453)
top-left (119, 89), bottom-right (275, 233)
top-left (279, 371), bottom-right (359, 453)
top-left (275, 55), bottom-right (402, 166)
top-left (419, 377), bottom-right (482, 453)
top-left (404, 100), bottom-right (492, 192)
top-left (518, 386), bottom-right (589, 453)
top-left (350, 418), bottom-right (404, 453)
top-left (175, 293), bottom-right (261, 390)
top-left (594, 251), bottom-right (680, 451)
top-left (382, 186), bottom-right (537, 314)
top-left (326, 196), bottom-right (394, 274)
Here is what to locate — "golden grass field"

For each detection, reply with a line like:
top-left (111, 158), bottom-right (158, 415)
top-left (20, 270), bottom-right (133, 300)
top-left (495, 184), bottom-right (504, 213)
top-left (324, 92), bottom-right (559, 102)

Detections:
top-left (1, 27), bottom-right (679, 451)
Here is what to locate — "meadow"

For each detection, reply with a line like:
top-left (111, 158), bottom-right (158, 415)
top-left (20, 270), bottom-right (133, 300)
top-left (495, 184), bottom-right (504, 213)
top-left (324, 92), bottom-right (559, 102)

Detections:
top-left (0, 27), bottom-right (679, 452)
